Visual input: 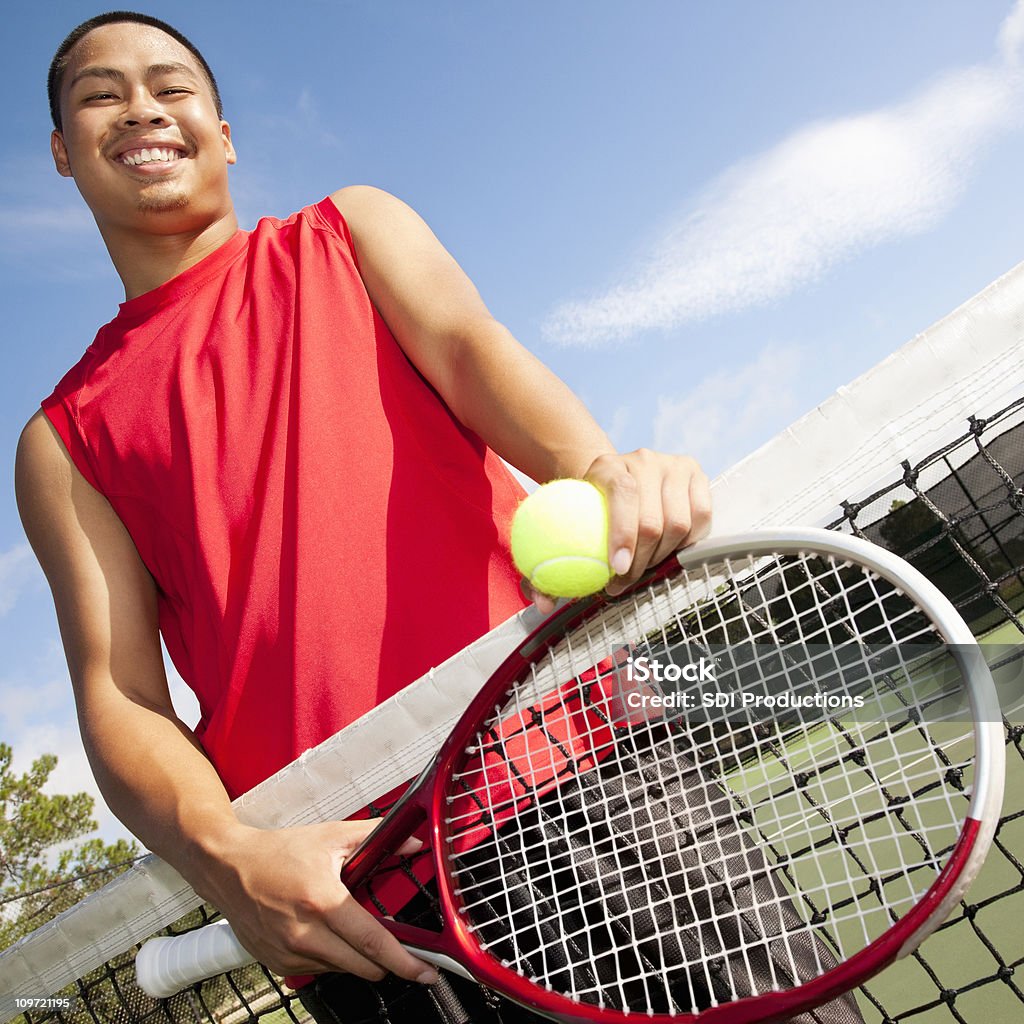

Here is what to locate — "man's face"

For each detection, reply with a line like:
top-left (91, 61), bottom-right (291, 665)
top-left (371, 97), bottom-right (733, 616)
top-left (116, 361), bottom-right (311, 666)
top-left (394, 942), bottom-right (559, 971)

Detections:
top-left (51, 22), bottom-right (236, 234)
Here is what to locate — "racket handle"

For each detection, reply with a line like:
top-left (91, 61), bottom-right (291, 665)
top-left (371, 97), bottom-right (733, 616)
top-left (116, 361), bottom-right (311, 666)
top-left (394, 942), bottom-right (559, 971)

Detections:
top-left (136, 920), bottom-right (252, 998)
top-left (135, 922), bottom-right (473, 998)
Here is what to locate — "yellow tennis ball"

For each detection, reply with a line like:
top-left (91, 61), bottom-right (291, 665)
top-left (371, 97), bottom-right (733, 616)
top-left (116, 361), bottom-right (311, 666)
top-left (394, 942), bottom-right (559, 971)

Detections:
top-left (511, 480), bottom-right (612, 598)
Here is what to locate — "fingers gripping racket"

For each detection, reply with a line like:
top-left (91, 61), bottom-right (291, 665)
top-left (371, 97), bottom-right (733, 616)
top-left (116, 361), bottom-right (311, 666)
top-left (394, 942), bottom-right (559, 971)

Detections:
top-left (136, 528), bottom-right (1003, 1023)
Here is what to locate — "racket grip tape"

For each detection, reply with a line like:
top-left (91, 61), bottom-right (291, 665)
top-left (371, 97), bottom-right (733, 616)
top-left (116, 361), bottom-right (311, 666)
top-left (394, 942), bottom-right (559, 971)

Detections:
top-left (135, 920), bottom-right (253, 998)
top-left (135, 923), bottom-right (473, 999)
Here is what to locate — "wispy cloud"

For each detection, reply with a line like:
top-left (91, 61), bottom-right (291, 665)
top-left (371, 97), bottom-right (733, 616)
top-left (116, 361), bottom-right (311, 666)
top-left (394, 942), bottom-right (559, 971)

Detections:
top-left (544, 2), bottom-right (1024, 347)
top-left (0, 647), bottom-right (190, 847)
top-left (250, 87), bottom-right (344, 157)
top-left (653, 345), bottom-right (801, 476)
top-left (230, 88), bottom-right (346, 227)
top-left (0, 154), bottom-right (95, 240)
top-left (4, 710), bottom-right (136, 846)
top-left (0, 648), bottom-right (136, 846)
top-left (295, 88), bottom-right (345, 152)
top-left (1000, 0), bottom-right (1024, 63)
top-left (0, 544), bottom-right (42, 617)
top-left (0, 205), bottom-right (93, 233)
top-left (0, 153), bottom-right (111, 283)
top-left (0, 671), bottom-right (67, 732)
top-left (605, 405), bottom-right (631, 451)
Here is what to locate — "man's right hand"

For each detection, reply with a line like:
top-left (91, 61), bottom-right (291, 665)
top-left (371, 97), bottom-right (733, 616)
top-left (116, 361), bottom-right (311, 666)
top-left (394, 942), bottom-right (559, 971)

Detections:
top-left (194, 818), bottom-right (439, 983)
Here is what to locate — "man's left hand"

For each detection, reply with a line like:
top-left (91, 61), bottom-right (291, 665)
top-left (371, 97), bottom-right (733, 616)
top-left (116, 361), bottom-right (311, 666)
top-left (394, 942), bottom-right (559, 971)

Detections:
top-left (527, 451), bottom-right (712, 614)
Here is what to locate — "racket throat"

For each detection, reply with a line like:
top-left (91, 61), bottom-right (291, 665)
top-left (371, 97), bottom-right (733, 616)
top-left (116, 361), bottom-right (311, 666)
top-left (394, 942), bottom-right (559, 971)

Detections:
top-left (387, 920), bottom-right (474, 981)
top-left (343, 798), bottom-right (429, 888)
top-left (410, 946), bottom-right (474, 983)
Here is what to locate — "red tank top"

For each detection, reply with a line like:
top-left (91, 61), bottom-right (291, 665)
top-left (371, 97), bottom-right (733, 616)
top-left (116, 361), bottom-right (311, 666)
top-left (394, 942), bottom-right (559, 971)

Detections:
top-left (42, 198), bottom-right (527, 798)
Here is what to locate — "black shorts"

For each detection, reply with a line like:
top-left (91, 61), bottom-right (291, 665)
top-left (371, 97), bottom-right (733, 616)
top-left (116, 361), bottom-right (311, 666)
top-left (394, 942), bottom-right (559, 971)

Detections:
top-left (297, 887), bottom-right (547, 1024)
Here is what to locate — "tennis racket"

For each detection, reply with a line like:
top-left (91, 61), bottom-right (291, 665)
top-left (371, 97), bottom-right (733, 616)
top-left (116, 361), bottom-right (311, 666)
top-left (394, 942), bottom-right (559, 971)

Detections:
top-left (136, 527), bottom-right (1003, 1023)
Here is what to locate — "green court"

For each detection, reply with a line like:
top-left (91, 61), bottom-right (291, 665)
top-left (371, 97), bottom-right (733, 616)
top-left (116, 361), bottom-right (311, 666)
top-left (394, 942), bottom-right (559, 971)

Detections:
top-left (851, 627), bottom-right (1023, 1022)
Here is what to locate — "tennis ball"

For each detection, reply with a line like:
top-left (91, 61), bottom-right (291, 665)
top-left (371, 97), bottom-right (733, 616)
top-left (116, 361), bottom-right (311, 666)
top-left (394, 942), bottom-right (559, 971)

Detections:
top-left (511, 480), bottom-right (612, 598)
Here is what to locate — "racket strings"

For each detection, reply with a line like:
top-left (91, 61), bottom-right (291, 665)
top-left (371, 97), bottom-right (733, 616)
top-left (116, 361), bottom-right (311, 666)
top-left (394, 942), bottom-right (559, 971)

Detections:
top-left (455, 740), bottom-right (653, 1005)
top-left (450, 719), bottom-right (965, 929)
top-left (449, 698), bottom-right (965, 880)
top-left (442, 550), bottom-right (975, 1015)
top-left (455, 729), bottom-right (864, 1019)
top-left (450, 732), bottom-right (965, 933)
top-left (457, 735), bottom-right (746, 1009)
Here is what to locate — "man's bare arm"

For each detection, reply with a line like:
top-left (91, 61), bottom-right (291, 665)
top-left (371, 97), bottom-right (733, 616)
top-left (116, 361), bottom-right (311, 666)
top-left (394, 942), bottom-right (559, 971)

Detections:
top-left (332, 186), bottom-right (712, 597)
top-left (14, 411), bottom-right (437, 984)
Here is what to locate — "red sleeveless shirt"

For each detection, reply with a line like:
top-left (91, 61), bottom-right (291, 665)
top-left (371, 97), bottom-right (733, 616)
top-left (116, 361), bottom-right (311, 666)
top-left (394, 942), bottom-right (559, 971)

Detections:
top-left (42, 198), bottom-right (527, 798)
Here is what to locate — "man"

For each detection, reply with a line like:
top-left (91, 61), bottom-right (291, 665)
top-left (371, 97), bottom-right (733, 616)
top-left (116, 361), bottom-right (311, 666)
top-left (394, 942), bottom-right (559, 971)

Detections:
top-left (16, 11), bottom-right (712, 1024)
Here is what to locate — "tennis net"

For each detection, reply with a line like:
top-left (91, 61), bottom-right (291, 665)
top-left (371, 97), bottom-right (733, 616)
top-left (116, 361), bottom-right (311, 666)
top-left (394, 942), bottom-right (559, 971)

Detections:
top-left (2, 275), bottom-right (1023, 1023)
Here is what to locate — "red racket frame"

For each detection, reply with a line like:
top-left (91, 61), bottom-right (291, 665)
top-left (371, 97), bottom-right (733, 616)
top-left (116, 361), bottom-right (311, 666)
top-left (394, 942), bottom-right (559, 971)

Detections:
top-left (339, 539), bottom-right (995, 1024)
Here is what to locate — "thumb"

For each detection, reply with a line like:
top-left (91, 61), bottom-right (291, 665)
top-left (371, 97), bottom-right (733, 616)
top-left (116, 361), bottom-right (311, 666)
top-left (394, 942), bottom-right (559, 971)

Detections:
top-left (323, 817), bottom-right (425, 860)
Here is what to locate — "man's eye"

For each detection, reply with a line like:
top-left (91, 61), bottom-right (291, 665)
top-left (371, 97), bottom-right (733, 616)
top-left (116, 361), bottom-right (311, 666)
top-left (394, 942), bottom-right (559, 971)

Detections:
top-left (160, 88), bottom-right (190, 96)
top-left (86, 93), bottom-right (116, 101)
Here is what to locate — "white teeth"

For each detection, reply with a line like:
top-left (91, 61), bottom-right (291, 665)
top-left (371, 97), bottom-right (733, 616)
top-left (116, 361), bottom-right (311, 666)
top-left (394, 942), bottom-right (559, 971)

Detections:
top-left (121, 148), bottom-right (183, 166)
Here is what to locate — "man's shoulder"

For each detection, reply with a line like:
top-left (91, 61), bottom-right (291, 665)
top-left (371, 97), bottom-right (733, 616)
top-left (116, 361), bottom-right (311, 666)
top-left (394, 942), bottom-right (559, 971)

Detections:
top-left (327, 185), bottom-right (412, 226)
top-left (329, 184), bottom-right (392, 209)
top-left (15, 411), bottom-right (74, 512)
top-left (17, 409), bottom-right (59, 458)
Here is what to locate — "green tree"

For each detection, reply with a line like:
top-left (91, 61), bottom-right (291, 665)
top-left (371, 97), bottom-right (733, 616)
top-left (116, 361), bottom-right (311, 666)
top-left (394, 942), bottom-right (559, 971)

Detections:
top-left (0, 741), bottom-right (139, 949)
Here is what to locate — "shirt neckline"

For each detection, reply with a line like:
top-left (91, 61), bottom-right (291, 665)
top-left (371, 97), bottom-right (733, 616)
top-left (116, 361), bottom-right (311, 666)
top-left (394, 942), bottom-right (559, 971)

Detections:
top-left (114, 228), bottom-right (250, 324)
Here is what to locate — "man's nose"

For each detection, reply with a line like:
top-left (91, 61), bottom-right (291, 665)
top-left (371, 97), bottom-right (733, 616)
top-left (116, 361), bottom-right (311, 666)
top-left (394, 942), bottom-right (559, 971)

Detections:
top-left (118, 90), bottom-right (172, 129)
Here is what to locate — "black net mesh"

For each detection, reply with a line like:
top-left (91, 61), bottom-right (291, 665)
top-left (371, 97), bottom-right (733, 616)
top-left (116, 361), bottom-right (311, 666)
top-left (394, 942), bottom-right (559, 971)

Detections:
top-left (8, 904), bottom-right (309, 1023)
top-left (820, 395), bottom-right (1024, 1024)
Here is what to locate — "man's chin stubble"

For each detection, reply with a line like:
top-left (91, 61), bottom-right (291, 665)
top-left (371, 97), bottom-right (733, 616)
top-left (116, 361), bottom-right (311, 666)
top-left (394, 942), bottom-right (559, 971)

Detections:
top-left (136, 187), bottom-right (190, 214)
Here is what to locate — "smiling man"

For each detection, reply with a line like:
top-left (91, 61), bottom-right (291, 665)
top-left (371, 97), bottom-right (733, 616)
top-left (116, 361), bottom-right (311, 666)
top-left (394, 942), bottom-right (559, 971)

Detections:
top-left (16, 11), bottom-right (715, 1024)
top-left (47, 16), bottom-right (238, 294)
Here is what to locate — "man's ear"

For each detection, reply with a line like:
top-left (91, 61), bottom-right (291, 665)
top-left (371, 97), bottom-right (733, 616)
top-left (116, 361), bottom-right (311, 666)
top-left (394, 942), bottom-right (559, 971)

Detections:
top-left (221, 121), bottom-right (237, 165)
top-left (51, 131), bottom-right (73, 177)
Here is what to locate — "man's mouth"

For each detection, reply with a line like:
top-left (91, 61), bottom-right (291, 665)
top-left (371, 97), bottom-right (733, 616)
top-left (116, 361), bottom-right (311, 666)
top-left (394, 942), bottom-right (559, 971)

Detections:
top-left (118, 147), bottom-right (188, 167)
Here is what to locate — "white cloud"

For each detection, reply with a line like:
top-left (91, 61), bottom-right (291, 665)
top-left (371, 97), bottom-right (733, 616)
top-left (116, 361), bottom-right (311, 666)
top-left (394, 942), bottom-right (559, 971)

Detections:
top-left (295, 88), bottom-right (344, 152)
top-left (0, 154), bottom-right (95, 246)
top-left (226, 170), bottom-right (281, 231)
top-left (0, 205), bottom-right (94, 234)
top-left (0, 154), bottom-right (111, 282)
top-left (0, 636), bottom-right (198, 850)
top-left (1, 671), bottom-right (137, 847)
top-left (999, 0), bottom-right (1024, 64)
top-left (544, 11), bottom-right (1024, 347)
top-left (23, 723), bottom-right (135, 846)
top-left (653, 345), bottom-right (801, 475)
top-left (0, 674), bottom-right (67, 731)
top-left (0, 643), bottom-right (196, 850)
top-left (0, 544), bottom-right (42, 616)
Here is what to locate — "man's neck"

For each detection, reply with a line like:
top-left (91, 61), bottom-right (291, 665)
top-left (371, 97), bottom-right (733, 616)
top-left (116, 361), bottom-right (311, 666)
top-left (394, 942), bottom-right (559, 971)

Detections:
top-left (104, 209), bottom-right (240, 301)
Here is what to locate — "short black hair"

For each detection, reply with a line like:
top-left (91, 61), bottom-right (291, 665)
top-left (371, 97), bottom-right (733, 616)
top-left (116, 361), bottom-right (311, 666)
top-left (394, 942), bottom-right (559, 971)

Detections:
top-left (48, 11), bottom-right (223, 132)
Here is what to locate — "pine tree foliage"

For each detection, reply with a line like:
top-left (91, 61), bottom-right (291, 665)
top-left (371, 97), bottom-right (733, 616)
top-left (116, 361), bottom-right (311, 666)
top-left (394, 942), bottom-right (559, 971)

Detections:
top-left (0, 742), bottom-right (139, 948)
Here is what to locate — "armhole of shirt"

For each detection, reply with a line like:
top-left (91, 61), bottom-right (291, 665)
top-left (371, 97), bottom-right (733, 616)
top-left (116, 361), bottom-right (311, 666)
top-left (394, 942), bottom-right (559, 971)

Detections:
top-left (39, 391), bottom-right (104, 494)
top-left (310, 195), bottom-right (363, 273)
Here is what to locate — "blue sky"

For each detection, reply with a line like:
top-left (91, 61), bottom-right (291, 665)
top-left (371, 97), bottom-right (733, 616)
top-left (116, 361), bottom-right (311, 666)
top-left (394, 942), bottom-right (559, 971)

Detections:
top-left (2, 1), bottom-right (1023, 844)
